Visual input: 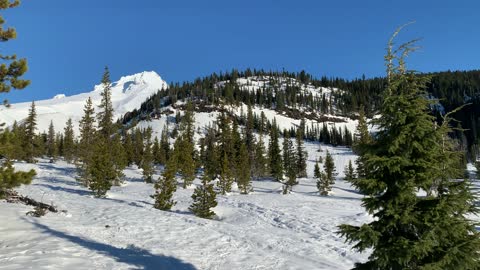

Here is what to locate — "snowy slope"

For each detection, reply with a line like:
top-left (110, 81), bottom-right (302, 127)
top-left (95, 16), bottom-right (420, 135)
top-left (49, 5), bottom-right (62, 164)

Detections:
top-left (1, 142), bottom-right (371, 270)
top-left (0, 71), bottom-right (168, 133)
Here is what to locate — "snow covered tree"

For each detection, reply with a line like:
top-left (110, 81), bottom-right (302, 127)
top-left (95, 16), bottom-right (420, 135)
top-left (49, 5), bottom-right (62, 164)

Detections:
top-left (152, 154), bottom-right (177, 211)
top-left (237, 143), bottom-right (252, 194)
top-left (343, 160), bottom-right (355, 182)
top-left (268, 118), bottom-right (283, 181)
top-left (46, 121), bottom-right (57, 160)
top-left (141, 127), bottom-right (154, 183)
top-left (23, 101), bottom-right (37, 163)
top-left (63, 118), bottom-right (75, 163)
top-left (189, 173), bottom-right (217, 219)
top-left (339, 26), bottom-right (480, 269)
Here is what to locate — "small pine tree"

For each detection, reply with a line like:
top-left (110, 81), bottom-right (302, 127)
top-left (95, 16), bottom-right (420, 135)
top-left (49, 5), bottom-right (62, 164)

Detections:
top-left (88, 138), bottom-right (115, 197)
top-left (313, 160), bottom-right (321, 179)
top-left (46, 121), bottom-right (57, 160)
top-left (189, 173), bottom-right (217, 219)
top-left (317, 151), bottom-right (335, 196)
top-left (63, 118), bottom-right (75, 163)
top-left (282, 137), bottom-right (297, 194)
top-left (23, 101), bottom-right (37, 163)
top-left (0, 159), bottom-right (36, 199)
top-left (343, 160), bottom-right (355, 182)
top-left (268, 119), bottom-right (283, 181)
top-left (237, 143), bottom-right (252, 194)
top-left (253, 134), bottom-right (268, 178)
top-left (152, 154), bottom-right (178, 210)
top-left (295, 127), bottom-right (308, 178)
top-left (77, 97), bottom-right (96, 186)
top-left (141, 127), bottom-right (154, 183)
top-left (217, 153), bottom-right (234, 194)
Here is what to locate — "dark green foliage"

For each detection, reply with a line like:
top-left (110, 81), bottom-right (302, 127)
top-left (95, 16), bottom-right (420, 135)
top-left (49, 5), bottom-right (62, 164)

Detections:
top-left (217, 153), bottom-right (234, 194)
top-left (282, 137), bottom-right (297, 194)
top-left (343, 160), bottom-right (355, 182)
top-left (313, 160), bottom-right (321, 179)
top-left (97, 66), bottom-right (114, 138)
top-left (141, 127), bottom-right (154, 183)
top-left (237, 143), bottom-right (252, 194)
top-left (253, 134), bottom-right (268, 178)
top-left (339, 28), bottom-right (480, 269)
top-left (88, 138), bottom-right (115, 197)
top-left (176, 102), bottom-right (196, 188)
top-left (153, 154), bottom-right (177, 211)
top-left (46, 121), bottom-right (56, 160)
top-left (268, 119), bottom-right (283, 181)
top-left (317, 150), bottom-right (335, 196)
top-left (77, 97), bottom-right (96, 186)
top-left (295, 127), bottom-right (308, 178)
top-left (0, 159), bottom-right (36, 199)
top-left (189, 173), bottom-right (217, 219)
top-left (23, 101), bottom-right (37, 163)
top-left (63, 118), bottom-right (75, 163)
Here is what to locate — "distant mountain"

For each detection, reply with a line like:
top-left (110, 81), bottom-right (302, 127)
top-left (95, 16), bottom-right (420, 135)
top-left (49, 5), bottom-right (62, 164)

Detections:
top-left (0, 71), bottom-right (168, 133)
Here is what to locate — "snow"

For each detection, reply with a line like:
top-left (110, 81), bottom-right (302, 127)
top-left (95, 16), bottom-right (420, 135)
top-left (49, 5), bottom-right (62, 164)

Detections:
top-left (0, 71), bottom-right (168, 134)
top-left (1, 143), bottom-right (372, 270)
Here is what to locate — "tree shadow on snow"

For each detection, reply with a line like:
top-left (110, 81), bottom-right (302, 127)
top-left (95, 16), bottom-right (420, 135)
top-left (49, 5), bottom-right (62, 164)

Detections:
top-left (28, 221), bottom-right (198, 270)
top-left (34, 183), bottom-right (92, 196)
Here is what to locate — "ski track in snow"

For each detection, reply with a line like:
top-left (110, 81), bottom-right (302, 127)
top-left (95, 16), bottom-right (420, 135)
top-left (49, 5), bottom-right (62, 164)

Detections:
top-left (0, 143), bottom-right (376, 270)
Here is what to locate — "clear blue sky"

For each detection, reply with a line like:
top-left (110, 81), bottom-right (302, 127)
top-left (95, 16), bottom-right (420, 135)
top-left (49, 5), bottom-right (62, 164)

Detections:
top-left (4, 0), bottom-right (479, 102)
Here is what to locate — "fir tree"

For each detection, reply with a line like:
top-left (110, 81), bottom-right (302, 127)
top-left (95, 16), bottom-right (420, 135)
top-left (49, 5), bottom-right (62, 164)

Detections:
top-left (97, 66), bottom-right (114, 138)
top-left (343, 160), bottom-right (355, 182)
top-left (141, 127), bottom-right (154, 183)
top-left (152, 154), bottom-right (177, 211)
top-left (46, 121), bottom-right (56, 160)
top-left (217, 153), bottom-right (234, 194)
top-left (63, 118), bottom-right (75, 163)
top-left (158, 125), bottom-right (170, 165)
top-left (282, 137), bottom-right (297, 194)
top-left (313, 160), bottom-right (321, 180)
top-left (176, 102), bottom-right (196, 188)
top-left (0, 159), bottom-right (36, 199)
top-left (88, 138), bottom-right (115, 197)
top-left (152, 136), bottom-right (161, 164)
top-left (237, 143), bottom-right (252, 194)
top-left (189, 173), bottom-right (217, 219)
top-left (353, 105), bottom-right (371, 179)
top-left (295, 127), bottom-right (308, 178)
top-left (253, 134), bottom-right (268, 178)
top-left (317, 151), bottom-right (335, 196)
top-left (339, 27), bottom-right (480, 269)
top-left (77, 97), bottom-right (96, 186)
top-left (23, 101), bottom-right (37, 163)
top-left (132, 128), bottom-right (144, 166)
top-left (268, 118), bottom-right (283, 181)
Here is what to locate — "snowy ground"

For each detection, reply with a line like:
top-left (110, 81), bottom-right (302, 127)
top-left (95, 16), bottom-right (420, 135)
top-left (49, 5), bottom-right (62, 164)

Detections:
top-left (0, 143), bottom-right (373, 270)
top-left (1, 145), bottom-right (478, 270)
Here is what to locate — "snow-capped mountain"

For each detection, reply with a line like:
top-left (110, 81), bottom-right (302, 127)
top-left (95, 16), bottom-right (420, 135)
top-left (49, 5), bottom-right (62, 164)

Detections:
top-left (0, 71), bottom-right (167, 133)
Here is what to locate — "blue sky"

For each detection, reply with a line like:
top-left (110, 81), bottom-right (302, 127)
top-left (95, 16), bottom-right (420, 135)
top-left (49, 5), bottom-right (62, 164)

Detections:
top-left (4, 0), bottom-right (479, 102)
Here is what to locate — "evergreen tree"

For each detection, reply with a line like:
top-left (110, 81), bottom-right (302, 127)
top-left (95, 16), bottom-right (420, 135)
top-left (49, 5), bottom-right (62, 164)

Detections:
top-left (353, 105), bottom-right (371, 179)
top-left (141, 127), bottom-right (154, 183)
top-left (339, 28), bottom-right (480, 269)
top-left (0, 159), bottom-right (36, 199)
top-left (237, 143), bottom-right (252, 194)
top-left (202, 125), bottom-right (218, 179)
top-left (282, 137), bottom-right (297, 194)
top-left (123, 131), bottom-right (134, 166)
top-left (253, 134), bottom-right (268, 178)
top-left (176, 102), bottom-right (196, 188)
top-left (158, 125), bottom-right (170, 165)
top-left (317, 151), bottom-right (335, 196)
top-left (217, 153), bottom-right (234, 194)
top-left (343, 160), bottom-right (355, 182)
top-left (189, 173), bottom-right (217, 219)
top-left (152, 136), bottom-right (161, 164)
top-left (268, 118), bottom-right (283, 181)
top-left (132, 128), bottom-right (144, 166)
top-left (46, 121), bottom-right (57, 160)
top-left (313, 160), bottom-right (321, 180)
top-left (97, 66), bottom-right (114, 138)
top-left (63, 118), bottom-right (75, 163)
top-left (295, 127), bottom-right (308, 178)
top-left (152, 154), bottom-right (177, 211)
top-left (23, 101), bottom-right (37, 163)
top-left (77, 97), bottom-right (96, 186)
top-left (88, 138), bottom-right (115, 197)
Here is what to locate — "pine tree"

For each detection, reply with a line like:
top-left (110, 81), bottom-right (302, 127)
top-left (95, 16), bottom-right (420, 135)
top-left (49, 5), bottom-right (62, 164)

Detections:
top-left (123, 131), bottom-right (134, 166)
top-left (353, 105), bottom-right (371, 179)
top-left (77, 97), bottom-right (96, 186)
top-left (313, 160), bottom-right (321, 180)
top-left (176, 102), bottom-right (196, 188)
top-left (88, 138), bottom-right (115, 197)
top-left (237, 143), bottom-right (252, 194)
top-left (295, 127), bottom-right (308, 178)
top-left (23, 101), bottom-right (37, 163)
top-left (132, 128), bottom-right (144, 166)
top-left (268, 118), bottom-right (283, 181)
top-left (158, 125), bottom-right (170, 165)
top-left (152, 136), bottom-right (161, 164)
top-left (339, 27), bottom-right (480, 269)
top-left (343, 160), bottom-right (355, 182)
top-left (97, 66), bottom-right (114, 138)
top-left (253, 134), bottom-right (268, 178)
top-left (282, 137), bottom-right (297, 194)
top-left (46, 121), bottom-right (57, 160)
top-left (189, 173), bottom-right (217, 219)
top-left (152, 154), bottom-right (177, 211)
top-left (63, 118), bottom-right (75, 163)
top-left (317, 151), bottom-right (335, 196)
top-left (141, 127), bottom-right (154, 183)
top-left (217, 153), bottom-right (234, 194)
top-left (0, 159), bottom-right (36, 199)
